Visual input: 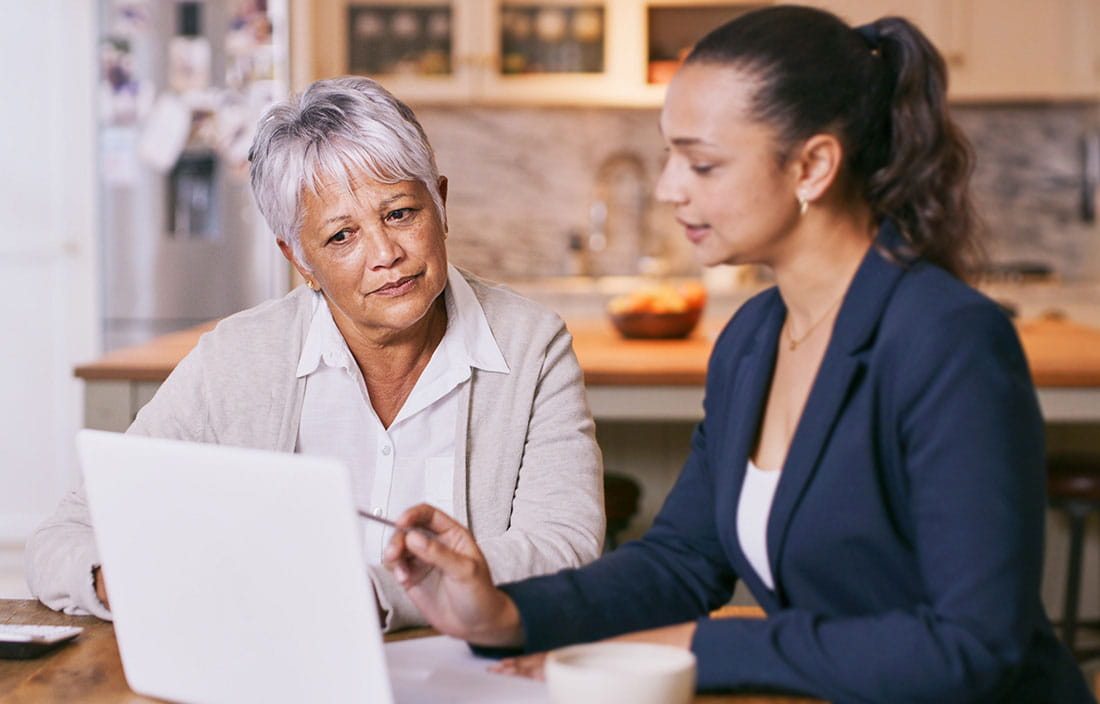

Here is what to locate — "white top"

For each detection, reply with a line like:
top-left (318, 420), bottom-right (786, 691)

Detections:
top-left (295, 264), bottom-right (508, 565)
top-left (736, 458), bottom-right (782, 590)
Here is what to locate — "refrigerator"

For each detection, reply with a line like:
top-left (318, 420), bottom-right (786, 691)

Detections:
top-left (97, 0), bottom-right (290, 351)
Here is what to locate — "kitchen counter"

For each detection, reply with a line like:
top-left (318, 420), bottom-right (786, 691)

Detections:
top-left (574, 314), bottom-right (1100, 421)
top-left (75, 312), bottom-right (1100, 428)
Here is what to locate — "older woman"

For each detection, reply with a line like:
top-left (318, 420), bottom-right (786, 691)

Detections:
top-left (26, 76), bottom-right (604, 631)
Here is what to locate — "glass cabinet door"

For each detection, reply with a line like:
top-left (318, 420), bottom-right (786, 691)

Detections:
top-left (479, 0), bottom-right (624, 103)
top-left (347, 4), bottom-right (455, 77)
top-left (497, 2), bottom-right (605, 75)
top-left (312, 0), bottom-right (479, 102)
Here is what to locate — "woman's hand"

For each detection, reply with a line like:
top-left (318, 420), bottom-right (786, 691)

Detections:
top-left (491, 622), bottom-right (698, 681)
top-left (490, 651), bottom-right (549, 680)
top-left (383, 503), bottom-right (523, 648)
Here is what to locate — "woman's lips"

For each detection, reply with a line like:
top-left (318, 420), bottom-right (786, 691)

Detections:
top-left (680, 222), bottom-right (710, 244)
top-left (371, 274), bottom-right (419, 297)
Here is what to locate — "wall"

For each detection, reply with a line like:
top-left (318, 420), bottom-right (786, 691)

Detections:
top-left (0, 1), bottom-right (98, 597)
top-left (415, 102), bottom-right (1100, 282)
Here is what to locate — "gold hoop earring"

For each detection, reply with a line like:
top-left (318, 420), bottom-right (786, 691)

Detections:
top-left (798, 194), bottom-right (809, 216)
top-left (306, 280), bottom-right (316, 290)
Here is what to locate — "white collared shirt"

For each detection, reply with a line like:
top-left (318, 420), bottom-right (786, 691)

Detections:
top-left (295, 264), bottom-right (509, 566)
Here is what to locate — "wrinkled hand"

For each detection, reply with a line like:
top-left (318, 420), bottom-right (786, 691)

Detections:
top-left (383, 504), bottom-right (523, 648)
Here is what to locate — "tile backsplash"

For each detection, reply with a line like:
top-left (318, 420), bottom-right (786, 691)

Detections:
top-left (957, 104), bottom-right (1100, 280)
top-left (416, 102), bottom-right (1100, 282)
top-left (417, 106), bottom-right (684, 281)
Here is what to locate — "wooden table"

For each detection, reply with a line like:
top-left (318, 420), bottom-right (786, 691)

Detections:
top-left (74, 315), bottom-right (1100, 430)
top-left (0, 600), bottom-right (821, 703)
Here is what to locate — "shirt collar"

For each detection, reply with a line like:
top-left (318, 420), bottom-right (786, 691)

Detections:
top-left (296, 292), bottom-right (354, 378)
top-left (295, 264), bottom-right (509, 379)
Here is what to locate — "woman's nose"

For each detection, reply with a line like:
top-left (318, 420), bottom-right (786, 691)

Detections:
top-left (655, 160), bottom-right (687, 206)
top-left (364, 229), bottom-right (404, 270)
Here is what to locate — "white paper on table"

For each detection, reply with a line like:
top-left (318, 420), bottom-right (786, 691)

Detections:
top-left (385, 635), bottom-right (549, 704)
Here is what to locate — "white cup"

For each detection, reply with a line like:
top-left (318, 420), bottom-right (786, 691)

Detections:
top-left (544, 642), bottom-right (697, 704)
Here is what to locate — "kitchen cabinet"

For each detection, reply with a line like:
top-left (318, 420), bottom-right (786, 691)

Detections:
top-left (306, 0), bottom-right (1100, 105)
top-left (310, 1), bottom-right (479, 102)
top-left (809, 0), bottom-right (1100, 101)
top-left (310, 0), bottom-right (622, 105)
top-left (947, 0), bottom-right (1099, 101)
top-left (305, 0), bottom-right (766, 106)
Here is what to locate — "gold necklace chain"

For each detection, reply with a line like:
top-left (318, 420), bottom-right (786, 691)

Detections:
top-left (785, 294), bottom-right (844, 351)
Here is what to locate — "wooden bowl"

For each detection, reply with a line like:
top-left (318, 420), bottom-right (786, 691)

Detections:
top-left (609, 308), bottom-right (702, 339)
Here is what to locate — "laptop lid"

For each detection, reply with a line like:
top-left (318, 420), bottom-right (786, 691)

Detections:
top-left (77, 429), bottom-right (393, 704)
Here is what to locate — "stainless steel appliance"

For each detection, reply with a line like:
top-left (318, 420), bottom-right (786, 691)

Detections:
top-left (97, 0), bottom-right (289, 350)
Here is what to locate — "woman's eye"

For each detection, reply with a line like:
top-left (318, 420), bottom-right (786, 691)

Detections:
top-left (690, 164), bottom-right (714, 175)
top-left (386, 207), bottom-right (415, 223)
top-left (328, 228), bottom-right (354, 244)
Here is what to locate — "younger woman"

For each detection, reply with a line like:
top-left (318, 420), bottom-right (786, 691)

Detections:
top-left (383, 6), bottom-right (1092, 701)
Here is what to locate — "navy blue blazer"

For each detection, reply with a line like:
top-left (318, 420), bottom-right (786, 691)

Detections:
top-left (502, 223), bottom-right (1093, 703)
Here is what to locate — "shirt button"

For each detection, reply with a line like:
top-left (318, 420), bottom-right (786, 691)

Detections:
top-left (381, 445), bottom-right (392, 456)
top-left (372, 507), bottom-right (383, 517)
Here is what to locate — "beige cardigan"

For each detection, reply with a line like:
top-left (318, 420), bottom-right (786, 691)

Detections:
top-left (26, 271), bottom-right (605, 630)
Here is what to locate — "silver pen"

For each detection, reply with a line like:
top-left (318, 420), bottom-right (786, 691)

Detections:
top-left (357, 509), bottom-right (440, 543)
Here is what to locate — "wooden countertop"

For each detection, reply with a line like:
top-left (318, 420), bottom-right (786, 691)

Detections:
top-left (1014, 316), bottom-right (1100, 387)
top-left (76, 320), bottom-right (218, 382)
top-left (75, 315), bottom-right (1100, 388)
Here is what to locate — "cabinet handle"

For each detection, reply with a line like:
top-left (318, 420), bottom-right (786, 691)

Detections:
top-left (945, 52), bottom-right (966, 68)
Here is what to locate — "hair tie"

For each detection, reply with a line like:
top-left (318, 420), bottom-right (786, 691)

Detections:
top-left (854, 23), bottom-right (881, 51)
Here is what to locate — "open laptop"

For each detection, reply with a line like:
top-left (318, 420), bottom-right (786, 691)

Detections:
top-left (76, 429), bottom-right (547, 704)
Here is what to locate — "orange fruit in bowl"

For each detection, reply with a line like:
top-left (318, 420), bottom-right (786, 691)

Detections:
top-left (680, 281), bottom-right (707, 310)
top-left (607, 282), bottom-right (707, 315)
top-left (607, 282), bottom-right (707, 339)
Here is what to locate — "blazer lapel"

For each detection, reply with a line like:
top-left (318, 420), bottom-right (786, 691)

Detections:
top-left (718, 297), bottom-right (784, 470)
top-left (766, 221), bottom-right (909, 603)
top-left (765, 342), bottom-right (864, 605)
top-left (715, 295), bottom-right (785, 604)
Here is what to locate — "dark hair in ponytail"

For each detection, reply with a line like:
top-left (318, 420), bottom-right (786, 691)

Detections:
top-left (686, 5), bottom-right (983, 278)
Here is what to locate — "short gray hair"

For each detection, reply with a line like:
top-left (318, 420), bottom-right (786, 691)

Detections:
top-left (248, 76), bottom-right (444, 262)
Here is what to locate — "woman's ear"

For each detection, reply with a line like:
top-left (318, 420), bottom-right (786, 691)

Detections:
top-left (792, 134), bottom-right (843, 204)
top-left (277, 239), bottom-right (316, 289)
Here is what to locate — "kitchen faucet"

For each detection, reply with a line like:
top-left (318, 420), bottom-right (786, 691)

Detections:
top-left (587, 151), bottom-right (652, 276)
